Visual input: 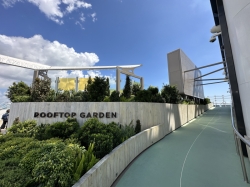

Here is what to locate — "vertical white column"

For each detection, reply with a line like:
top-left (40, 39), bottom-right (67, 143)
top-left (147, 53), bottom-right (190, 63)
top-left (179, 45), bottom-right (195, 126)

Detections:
top-left (75, 77), bottom-right (79, 92)
top-left (55, 77), bottom-right (59, 92)
top-left (33, 70), bottom-right (39, 83)
top-left (116, 68), bottom-right (120, 92)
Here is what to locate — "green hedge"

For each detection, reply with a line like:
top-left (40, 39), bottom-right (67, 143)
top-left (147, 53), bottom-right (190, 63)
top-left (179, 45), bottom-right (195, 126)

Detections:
top-left (0, 117), bottom-right (139, 187)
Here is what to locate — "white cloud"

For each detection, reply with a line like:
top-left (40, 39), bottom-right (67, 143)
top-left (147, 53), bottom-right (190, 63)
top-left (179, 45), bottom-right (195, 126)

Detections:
top-left (90, 12), bottom-right (97, 22)
top-left (2, 0), bottom-right (92, 24)
top-left (0, 34), bottom-right (99, 89)
top-left (87, 70), bottom-right (101, 77)
top-left (0, 91), bottom-right (9, 103)
top-left (86, 71), bottom-right (116, 86)
top-left (80, 13), bottom-right (85, 22)
top-left (63, 0), bottom-right (91, 13)
top-left (75, 21), bottom-right (85, 30)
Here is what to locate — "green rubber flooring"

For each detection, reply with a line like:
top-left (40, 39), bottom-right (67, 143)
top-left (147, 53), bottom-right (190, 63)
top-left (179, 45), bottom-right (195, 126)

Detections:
top-left (112, 107), bottom-right (250, 187)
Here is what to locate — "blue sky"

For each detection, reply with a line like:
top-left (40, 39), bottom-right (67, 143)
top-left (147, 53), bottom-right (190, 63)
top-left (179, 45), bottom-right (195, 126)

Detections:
top-left (0, 0), bottom-right (230, 104)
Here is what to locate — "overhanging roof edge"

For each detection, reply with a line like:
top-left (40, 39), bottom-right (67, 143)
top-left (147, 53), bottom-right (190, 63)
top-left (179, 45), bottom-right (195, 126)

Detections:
top-left (0, 54), bottom-right (142, 71)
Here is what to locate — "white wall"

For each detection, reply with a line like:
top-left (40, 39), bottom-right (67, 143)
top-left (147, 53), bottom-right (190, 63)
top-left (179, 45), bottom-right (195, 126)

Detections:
top-left (9, 102), bottom-right (208, 131)
top-left (167, 49), bottom-right (204, 98)
top-left (223, 0), bottom-right (250, 135)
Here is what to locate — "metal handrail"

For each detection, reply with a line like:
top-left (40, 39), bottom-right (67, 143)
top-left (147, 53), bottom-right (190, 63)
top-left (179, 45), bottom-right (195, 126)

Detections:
top-left (231, 104), bottom-right (249, 183)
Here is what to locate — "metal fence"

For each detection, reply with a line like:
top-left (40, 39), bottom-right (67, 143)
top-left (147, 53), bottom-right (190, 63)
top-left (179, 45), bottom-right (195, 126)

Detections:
top-left (207, 95), bottom-right (231, 107)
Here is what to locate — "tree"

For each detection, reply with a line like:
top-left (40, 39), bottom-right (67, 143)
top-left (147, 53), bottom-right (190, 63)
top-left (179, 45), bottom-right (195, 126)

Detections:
top-left (134, 90), bottom-right (151, 102)
top-left (106, 78), bottom-right (110, 96)
top-left (132, 83), bottom-right (141, 96)
top-left (86, 76), bottom-right (92, 91)
top-left (88, 76), bottom-right (110, 101)
top-left (161, 84), bottom-right (181, 104)
top-left (147, 86), bottom-right (159, 95)
top-left (6, 81), bottom-right (31, 102)
top-left (110, 91), bottom-right (120, 102)
top-left (122, 75), bottom-right (131, 99)
top-left (30, 78), bottom-right (52, 102)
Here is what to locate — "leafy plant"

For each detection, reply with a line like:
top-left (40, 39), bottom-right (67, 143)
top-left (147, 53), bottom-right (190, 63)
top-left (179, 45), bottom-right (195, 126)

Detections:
top-left (90, 133), bottom-right (113, 158)
top-left (88, 76), bottom-right (110, 101)
top-left (73, 143), bottom-right (99, 181)
top-left (161, 84), bottom-right (181, 104)
top-left (204, 97), bottom-right (211, 105)
top-left (34, 123), bottom-right (50, 140)
top-left (120, 121), bottom-right (135, 141)
top-left (30, 78), bottom-right (52, 102)
top-left (134, 90), bottom-right (151, 102)
top-left (31, 141), bottom-right (81, 187)
top-left (6, 81), bottom-right (30, 102)
top-left (110, 91), bottom-right (120, 102)
top-left (132, 83), bottom-right (141, 96)
top-left (44, 117), bottom-right (80, 140)
top-left (8, 120), bottom-right (37, 137)
top-left (135, 119), bottom-right (141, 134)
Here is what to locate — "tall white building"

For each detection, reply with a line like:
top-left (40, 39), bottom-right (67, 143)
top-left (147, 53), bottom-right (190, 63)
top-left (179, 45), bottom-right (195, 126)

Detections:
top-left (210, 0), bottom-right (250, 154)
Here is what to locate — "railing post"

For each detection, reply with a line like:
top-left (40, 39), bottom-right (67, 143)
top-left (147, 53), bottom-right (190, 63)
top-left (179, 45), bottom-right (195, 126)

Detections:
top-left (231, 105), bottom-right (249, 183)
top-left (237, 136), bottom-right (248, 183)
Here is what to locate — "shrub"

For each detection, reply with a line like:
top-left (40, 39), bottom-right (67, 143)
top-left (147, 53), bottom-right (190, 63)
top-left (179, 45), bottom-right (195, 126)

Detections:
top-left (78, 118), bottom-right (136, 158)
top-left (204, 98), bottom-right (211, 105)
top-left (34, 123), bottom-right (50, 140)
top-left (45, 89), bottom-right (56, 102)
top-left (80, 91), bottom-right (90, 102)
top-left (110, 91), bottom-right (120, 102)
top-left (105, 122), bottom-right (123, 147)
top-left (161, 84), bottom-right (181, 104)
top-left (135, 119), bottom-right (141, 134)
top-left (12, 95), bottom-right (31, 102)
top-left (8, 120), bottom-right (37, 137)
top-left (148, 86), bottom-right (159, 95)
top-left (54, 90), bottom-right (71, 102)
top-left (90, 133), bottom-right (113, 158)
top-left (151, 93), bottom-right (165, 103)
top-left (78, 119), bottom-right (114, 158)
top-left (132, 83), bottom-right (141, 96)
top-left (103, 96), bottom-right (110, 102)
top-left (44, 117), bottom-right (80, 140)
top-left (30, 141), bottom-right (83, 187)
top-left (88, 76), bottom-right (110, 101)
top-left (189, 100), bottom-right (195, 104)
top-left (134, 90), bottom-right (151, 102)
top-left (30, 78), bottom-right (51, 102)
top-left (6, 81), bottom-right (30, 102)
top-left (73, 143), bottom-right (99, 181)
top-left (120, 121), bottom-right (135, 141)
top-left (77, 118), bottom-right (104, 148)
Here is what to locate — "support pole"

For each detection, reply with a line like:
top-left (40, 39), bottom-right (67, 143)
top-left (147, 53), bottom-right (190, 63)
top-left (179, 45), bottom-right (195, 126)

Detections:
top-left (55, 77), bottom-right (59, 92)
top-left (140, 77), bottom-right (144, 90)
top-left (75, 77), bottom-right (79, 92)
top-left (116, 68), bottom-right (120, 92)
top-left (33, 70), bottom-right (39, 83)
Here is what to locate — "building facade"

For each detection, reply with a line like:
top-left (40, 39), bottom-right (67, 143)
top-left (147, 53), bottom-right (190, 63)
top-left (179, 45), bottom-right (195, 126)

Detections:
top-left (210, 0), bottom-right (250, 154)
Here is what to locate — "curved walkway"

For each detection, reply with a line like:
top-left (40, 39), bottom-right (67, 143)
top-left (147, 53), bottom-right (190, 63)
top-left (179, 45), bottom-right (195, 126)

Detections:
top-left (112, 107), bottom-right (250, 187)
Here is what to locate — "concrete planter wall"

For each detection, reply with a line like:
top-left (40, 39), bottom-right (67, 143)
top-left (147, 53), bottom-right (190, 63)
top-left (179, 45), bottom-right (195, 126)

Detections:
top-left (9, 102), bottom-right (212, 131)
top-left (8, 102), bottom-right (213, 187)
